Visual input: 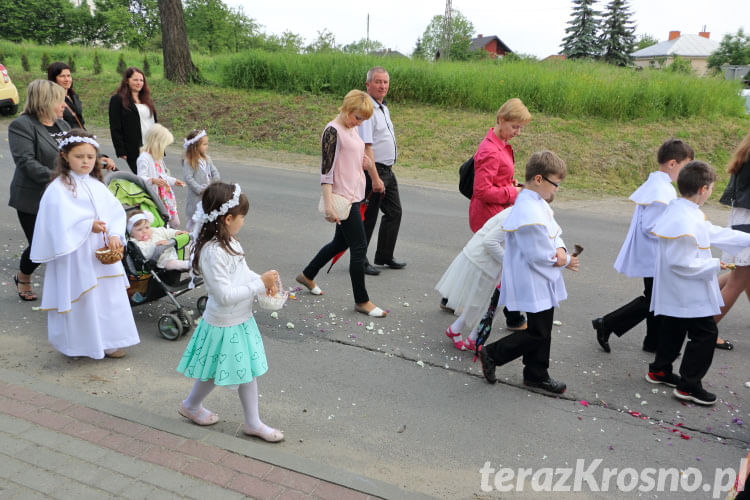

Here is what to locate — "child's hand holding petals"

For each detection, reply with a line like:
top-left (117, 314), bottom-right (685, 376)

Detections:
top-left (175, 180), bottom-right (186, 187)
top-left (260, 270), bottom-right (279, 295)
top-left (567, 255), bottom-right (580, 272)
top-left (108, 235), bottom-right (123, 252)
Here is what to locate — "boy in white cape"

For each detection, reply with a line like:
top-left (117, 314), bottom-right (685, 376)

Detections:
top-left (479, 151), bottom-right (579, 394)
top-left (647, 161), bottom-right (750, 406)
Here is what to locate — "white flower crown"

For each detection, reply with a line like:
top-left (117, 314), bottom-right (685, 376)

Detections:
top-left (183, 130), bottom-right (207, 150)
top-left (58, 136), bottom-right (100, 151)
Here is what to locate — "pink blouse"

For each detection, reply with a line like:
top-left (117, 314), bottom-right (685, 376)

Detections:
top-left (319, 120), bottom-right (366, 203)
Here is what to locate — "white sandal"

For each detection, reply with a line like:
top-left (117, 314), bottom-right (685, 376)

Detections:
top-left (296, 274), bottom-right (323, 295)
top-left (355, 304), bottom-right (387, 318)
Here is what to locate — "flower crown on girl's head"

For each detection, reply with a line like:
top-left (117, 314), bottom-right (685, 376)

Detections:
top-left (183, 130), bottom-right (207, 150)
top-left (189, 183), bottom-right (241, 288)
top-left (58, 136), bottom-right (100, 151)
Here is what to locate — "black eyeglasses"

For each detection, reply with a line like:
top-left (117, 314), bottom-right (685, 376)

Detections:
top-left (541, 176), bottom-right (559, 188)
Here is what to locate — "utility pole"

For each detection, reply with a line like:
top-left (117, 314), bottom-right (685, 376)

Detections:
top-left (442, 0), bottom-right (452, 61)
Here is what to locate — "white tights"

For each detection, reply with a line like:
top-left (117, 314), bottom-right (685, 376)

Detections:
top-left (449, 305), bottom-right (481, 342)
top-left (183, 378), bottom-right (263, 430)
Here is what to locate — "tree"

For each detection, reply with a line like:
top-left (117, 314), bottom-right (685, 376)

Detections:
top-left (157, 0), bottom-right (201, 83)
top-left (708, 29), bottom-right (750, 70)
top-left (419, 9), bottom-right (475, 61)
top-left (599, 0), bottom-right (636, 66)
top-left (341, 38), bottom-right (385, 55)
top-left (92, 0), bottom-right (161, 49)
top-left (306, 29), bottom-right (337, 53)
top-left (561, 0), bottom-right (600, 59)
top-left (2, 0), bottom-right (82, 45)
top-left (412, 37), bottom-right (427, 60)
top-left (635, 33), bottom-right (659, 51)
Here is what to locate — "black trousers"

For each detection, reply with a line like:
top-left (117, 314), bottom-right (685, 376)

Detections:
top-left (649, 315), bottom-right (717, 391)
top-left (302, 202), bottom-right (369, 304)
top-left (483, 308), bottom-right (554, 382)
top-left (126, 156), bottom-right (138, 174)
top-left (363, 163), bottom-right (402, 263)
top-left (601, 277), bottom-right (660, 349)
top-left (17, 210), bottom-right (41, 276)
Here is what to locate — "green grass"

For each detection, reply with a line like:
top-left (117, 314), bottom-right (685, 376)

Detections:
top-left (2, 41), bottom-right (749, 197)
top-left (219, 50), bottom-right (747, 120)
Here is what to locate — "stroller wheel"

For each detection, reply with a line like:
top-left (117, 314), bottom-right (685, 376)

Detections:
top-left (197, 296), bottom-right (208, 315)
top-left (158, 313), bottom-right (183, 340)
top-left (176, 309), bottom-right (193, 334)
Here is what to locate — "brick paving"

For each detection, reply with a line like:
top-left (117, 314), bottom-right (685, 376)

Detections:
top-left (0, 380), bottom-right (379, 499)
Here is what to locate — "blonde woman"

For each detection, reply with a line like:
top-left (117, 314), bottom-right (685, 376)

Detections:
top-left (137, 124), bottom-right (185, 227)
top-left (296, 90), bottom-right (387, 317)
top-left (8, 80), bottom-right (68, 300)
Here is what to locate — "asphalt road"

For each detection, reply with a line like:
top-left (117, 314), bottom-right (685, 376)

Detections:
top-left (1, 124), bottom-right (749, 499)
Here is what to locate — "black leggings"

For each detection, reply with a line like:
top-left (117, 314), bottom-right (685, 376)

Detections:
top-left (302, 202), bottom-right (369, 304)
top-left (17, 210), bottom-right (41, 276)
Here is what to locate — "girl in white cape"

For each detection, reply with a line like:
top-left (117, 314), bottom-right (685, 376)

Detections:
top-left (30, 129), bottom-right (140, 359)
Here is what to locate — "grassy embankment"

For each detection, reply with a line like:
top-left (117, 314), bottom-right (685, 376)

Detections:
top-left (1, 41), bottom-right (748, 196)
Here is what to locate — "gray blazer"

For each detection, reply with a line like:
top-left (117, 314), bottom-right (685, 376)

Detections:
top-left (183, 157), bottom-right (220, 225)
top-left (8, 114), bottom-right (71, 214)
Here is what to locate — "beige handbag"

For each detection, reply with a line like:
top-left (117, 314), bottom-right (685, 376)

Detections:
top-left (318, 193), bottom-right (352, 221)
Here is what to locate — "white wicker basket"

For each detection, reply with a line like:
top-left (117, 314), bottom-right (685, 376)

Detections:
top-left (257, 290), bottom-right (288, 311)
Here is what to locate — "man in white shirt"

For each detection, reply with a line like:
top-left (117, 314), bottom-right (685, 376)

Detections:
top-left (357, 67), bottom-right (405, 276)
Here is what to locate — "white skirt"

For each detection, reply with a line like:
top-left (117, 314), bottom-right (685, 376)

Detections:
top-left (722, 207), bottom-right (750, 266)
top-left (435, 253), bottom-right (500, 331)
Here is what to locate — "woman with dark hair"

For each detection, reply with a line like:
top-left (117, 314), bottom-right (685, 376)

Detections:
top-left (108, 67), bottom-right (158, 173)
top-left (47, 62), bottom-right (85, 129)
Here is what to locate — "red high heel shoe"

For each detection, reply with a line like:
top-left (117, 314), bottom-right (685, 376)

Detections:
top-left (445, 327), bottom-right (466, 351)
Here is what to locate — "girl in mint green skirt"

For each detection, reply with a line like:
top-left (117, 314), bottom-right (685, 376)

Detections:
top-left (176, 182), bottom-right (284, 442)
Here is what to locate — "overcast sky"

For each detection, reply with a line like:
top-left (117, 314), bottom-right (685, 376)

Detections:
top-left (225, 0), bottom-right (748, 58)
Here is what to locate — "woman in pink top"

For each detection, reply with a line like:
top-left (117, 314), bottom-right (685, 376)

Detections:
top-left (297, 90), bottom-right (387, 318)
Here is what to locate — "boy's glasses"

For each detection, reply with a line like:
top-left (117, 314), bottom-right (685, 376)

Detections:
top-left (542, 176), bottom-right (559, 188)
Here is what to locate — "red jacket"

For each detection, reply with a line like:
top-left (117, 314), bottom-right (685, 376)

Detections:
top-left (469, 128), bottom-right (518, 232)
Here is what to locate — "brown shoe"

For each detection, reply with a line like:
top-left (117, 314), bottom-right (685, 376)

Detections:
top-left (105, 349), bottom-right (126, 358)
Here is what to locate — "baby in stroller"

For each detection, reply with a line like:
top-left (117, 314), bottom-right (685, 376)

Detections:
top-left (127, 210), bottom-right (190, 271)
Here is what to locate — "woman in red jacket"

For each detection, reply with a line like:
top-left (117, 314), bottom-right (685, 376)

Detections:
top-left (469, 98), bottom-right (531, 232)
top-left (446, 98), bottom-right (531, 334)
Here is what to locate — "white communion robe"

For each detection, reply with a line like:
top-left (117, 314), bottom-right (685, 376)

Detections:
top-left (614, 171), bottom-right (676, 278)
top-left (650, 198), bottom-right (750, 318)
top-left (30, 172), bottom-right (140, 359)
top-left (499, 189), bottom-right (568, 313)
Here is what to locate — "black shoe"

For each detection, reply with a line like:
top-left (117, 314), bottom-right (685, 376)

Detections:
top-left (439, 297), bottom-right (455, 314)
top-left (524, 377), bottom-right (566, 394)
top-left (642, 343), bottom-right (657, 354)
top-left (364, 263), bottom-right (380, 276)
top-left (645, 370), bottom-right (680, 387)
top-left (673, 386), bottom-right (717, 406)
top-left (715, 339), bottom-right (734, 350)
top-left (374, 258), bottom-right (406, 269)
top-left (592, 318), bottom-right (611, 353)
top-left (506, 314), bottom-right (527, 331)
top-left (479, 347), bottom-right (496, 384)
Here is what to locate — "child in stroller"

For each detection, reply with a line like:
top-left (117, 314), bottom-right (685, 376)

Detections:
top-left (106, 170), bottom-right (206, 340)
top-left (127, 210), bottom-right (190, 271)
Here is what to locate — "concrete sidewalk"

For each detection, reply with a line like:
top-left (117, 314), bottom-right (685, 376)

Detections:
top-left (0, 368), bottom-right (432, 500)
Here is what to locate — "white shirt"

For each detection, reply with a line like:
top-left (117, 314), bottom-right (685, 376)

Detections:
top-left (130, 226), bottom-right (180, 268)
top-left (499, 189), bottom-right (568, 313)
top-left (135, 103), bottom-right (155, 138)
top-left (614, 171), bottom-right (676, 278)
top-left (357, 95), bottom-right (396, 166)
top-left (650, 198), bottom-right (750, 318)
top-left (199, 239), bottom-right (266, 327)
